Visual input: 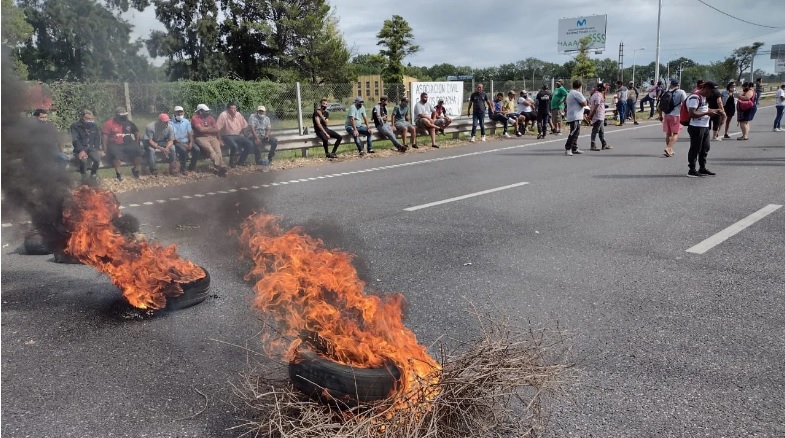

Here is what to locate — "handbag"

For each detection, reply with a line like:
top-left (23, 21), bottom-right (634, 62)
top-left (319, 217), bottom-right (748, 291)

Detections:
top-left (737, 92), bottom-right (755, 111)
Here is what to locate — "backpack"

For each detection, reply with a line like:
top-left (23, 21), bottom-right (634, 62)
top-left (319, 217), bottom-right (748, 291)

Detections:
top-left (680, 94), bottom-right (702, 126)
top-left (658, 89), bottom-right (678, 114)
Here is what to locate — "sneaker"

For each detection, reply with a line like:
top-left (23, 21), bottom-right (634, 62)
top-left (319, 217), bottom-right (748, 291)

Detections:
top-left (590, 146), bottom-right (600, 151)
top-left (431, 144), bottom-right (439, 148)
top-left (504, 132), bottom-right (511, 138)
top-left (131, 169), bottom-right (140, 179)
top-left (723, 134), bottom-right (731, 139)
top-left (116, 172), bottom-right (123, 181)
top-left (180, 169), bottom-right (188, 176)
top-left (470, 136), bottom-right (476, 142)
top-left (412, 144), bottom-right (419, 149)
top-left (687, 169), bottom-right (703, 178)
top-left (358, 151), bottom-right (365, 156)
top-left (367, 149), bottom-right (375, 154)
top-left (537, 134), bottom-right (543, 139)
top-left (217, 166), bottom-right (228, 177)
top-left (698, 168), bottom-right (716, 176)
top-left (565, 150), bottom-right (573, 156)
top-left (481, 135), bottom-right (487, 142)
top-left (602, 144), bottom-right (613, 150)
top-left (634, 122), bottom-right (639, 125)
top-left (572, 148), bottom-right (583, 154)
top-left (516, 131), bottom-right (523, 137)
top-left (89, 173), bottom-right (98, 179)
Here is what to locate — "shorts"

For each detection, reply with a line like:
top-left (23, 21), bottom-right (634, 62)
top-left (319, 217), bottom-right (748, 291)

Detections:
top-left (435, 117), bottom-right (448, 126)
top-left (107, 142), bottom-right (142, 163)
top-left (395, 120), bottom-right (413, 131)
top-left (737, 109), bottom-right (753, 122)
top-left (415, 118), bottom-right (431, 128)
top-left (662, 114), bottom-right (681, 135)
top-left (550, 109), bottom-right (563, 122)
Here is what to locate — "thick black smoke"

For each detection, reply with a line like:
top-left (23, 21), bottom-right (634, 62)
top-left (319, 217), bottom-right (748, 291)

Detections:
top-left (1, 49), bottom-right (79, 248)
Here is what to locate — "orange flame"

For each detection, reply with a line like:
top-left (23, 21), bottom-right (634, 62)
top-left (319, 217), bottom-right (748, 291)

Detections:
top-left (239, 212), bottom-right (440, 403)
top-left (62, 187), bottom-right (205, 310)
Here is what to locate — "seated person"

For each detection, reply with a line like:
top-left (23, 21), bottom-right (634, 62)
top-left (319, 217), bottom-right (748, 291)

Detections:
top-left (433, 99), bottom-right (452, 134)
top-left (372, 96), bottom-right (406, 152)
top-left (143, 113), bottom-right (177, 176)
top-left (489, 93), bottom-right (512, 137)
top-left (392, 96), bottom-right (418, 149)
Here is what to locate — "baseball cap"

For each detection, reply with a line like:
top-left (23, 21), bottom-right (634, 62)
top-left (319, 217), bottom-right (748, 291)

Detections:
top-left (195, 104), bottom-right (210, 112)
top-left (158, 113), bottom-right (170, 122)
top-left (354, 96), bottom-right (364, 103)
top-left (555, 80), bottom-right (562, 85)
top-left (703, 81), bottom-right (719, 90)
top-left (780, 82), bottom-right (785, 87)
top-left (696, 79), bottom-right (705, 88)
top-left (257, 105), bottom-right (266, 111)
top-left (173, 105), bottom-right (184, 112)
top-left (115, 106), bottom-right (128, 115)
top-left (670, 78), bottom-right (679, 85)
top-left (437, 99), bottom-right (444, 104)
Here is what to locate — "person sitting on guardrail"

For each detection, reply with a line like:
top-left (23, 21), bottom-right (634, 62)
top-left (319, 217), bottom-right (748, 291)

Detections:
top-left (413, 92), bottom-right (440, 148)
top-left (191, 104), bottom-right (227, 177)
top-left (490, 93), bottom-right (512, 138)
top-left (346, 97), bottom-right (373, 155)
top-left (143, 113), bottom-right (178, 176)
top-left (372, 95), bottom-right (406, 152)
top-left (392, 96), bottom-right (418, 149)
top-left (216, 102), bottom-right (252, 167)
top-left (313, 99), bottom-right (342, 158)
top-left (433, 99), bottom-right (453, 134)
top-left (516, 91), bottom-right (537, 135)
top-left (101, 106), bottom-right (143, 181)
top-left (70, 109), bottom-right (102, 180)
top-left (171, 105), bottom-right (199, 175)
top-left (247, 105), bottom-right (278, 169)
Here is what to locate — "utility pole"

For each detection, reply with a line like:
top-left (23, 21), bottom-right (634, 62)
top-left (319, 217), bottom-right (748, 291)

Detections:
top-left (619, 41), bottom-right (625, 82)
top-left (654, 0), bottom-right (662, 84)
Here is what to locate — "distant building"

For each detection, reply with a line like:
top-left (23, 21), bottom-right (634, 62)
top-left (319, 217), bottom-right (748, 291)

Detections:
top-left (354, 75), bottom-right (419, 102)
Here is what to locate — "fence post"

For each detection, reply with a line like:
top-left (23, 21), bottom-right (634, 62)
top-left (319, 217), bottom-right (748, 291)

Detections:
top-left (124, 82), bottom-right (132, 120)
top-left (490, 80), bottom-right (494, 98)
top-left (295, 82), bottom-right (307, 157)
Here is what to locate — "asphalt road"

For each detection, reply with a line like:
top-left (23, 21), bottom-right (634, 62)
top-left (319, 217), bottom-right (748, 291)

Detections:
top-left (2, 107), bottom-right (784, 437)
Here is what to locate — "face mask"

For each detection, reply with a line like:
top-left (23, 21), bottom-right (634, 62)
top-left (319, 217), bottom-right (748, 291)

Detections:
top-left (84, 120), bottom-right (95, 125)
top-left (118, 115), bottom-right (128, 122)
top-left (175, 115), bottom-right (183, 121)
top-left (321, 104), bottom-right (327, 110)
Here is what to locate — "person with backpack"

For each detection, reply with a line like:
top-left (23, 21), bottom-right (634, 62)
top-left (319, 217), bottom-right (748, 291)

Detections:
top-left (685, 81), bottom-right (722, 178)
top-left (626, 81), bottom-right (640, 125)
top-left (657, 78), bottom-right (687, 157)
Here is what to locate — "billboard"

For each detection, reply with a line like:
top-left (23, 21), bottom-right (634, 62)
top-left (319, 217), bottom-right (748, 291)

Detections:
top-left (409, 82), bottom-right (464, 117)
top-left (776, 58), bottom-right (785, 74)
top-left (557, 15), bottom-right (607, 53)
top-left (770, 44), bottom-right (785, 59)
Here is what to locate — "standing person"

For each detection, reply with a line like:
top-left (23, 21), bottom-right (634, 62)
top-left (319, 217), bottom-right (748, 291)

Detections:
top-left (346, 97), bottom-right (373, 155)
top-left (413, 92), bottom-right (440, 148)
top-left (550, 80), bottom-right (567, 134)
top-left (101, 106), bottom-right (143, 181)
top-left (685, 81), bottom-right (721, 177)
top-left (615, 81), bottom-right (628, 125)
top-left (639, 80), bottom-right (656, 116)
top-left (657, 78), bottom-right (687, 157)
top-left (171, 105), bottom-right (199, 175)
top-left (627, 81), bottom-right (640, 125)
top-left (535, 84), bottom-right (552, 139)
top-left (588, 83), bottom-right (611, 151)
top-left (564, 79), bottom-right (587, 156)
top-left (754, 78), bottom-right (764, 105)
top-left (191, 104), bottom-right (227, 176)
top-left (433, 99), bottom-right (453, 133)
top-left (70, 109), bottom-right (102, 180)
top-left (707, 85), bottom-right (725, 141)
top-left (372, 95), bottom-right (406, 152)
top-left (392, 96), bottom-right (418, 149)
top-left (313, 99), bottom-right (342, 158)
top-left (773, 82), bottom-right (785, 132)
top-left (736, 82), bottom-right (756, 141)
top-left (721, 82), bottom-right (737, 139)
top-left (468, 83), bottom-right (493, 142)
top-left (215, 102), bottom-right (252, 167)
top-left (247, 105), bottom-right (279, 168)
top-left (143, 113), bottom-right (177, 176)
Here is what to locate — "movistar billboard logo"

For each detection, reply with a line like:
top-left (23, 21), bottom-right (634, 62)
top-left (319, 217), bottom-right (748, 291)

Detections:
top-left (577, 19), bottom-right (586, 26)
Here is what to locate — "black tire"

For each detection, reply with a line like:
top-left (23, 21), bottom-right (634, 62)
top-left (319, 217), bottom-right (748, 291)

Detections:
top-left (166, 267), bottom-right (210, 311)
top-left (24, 231), bottom-right (52, 255)
top-left (53, 248), bottom-right (82, 264)
top-left (289, 348), bottom-right (401, 406)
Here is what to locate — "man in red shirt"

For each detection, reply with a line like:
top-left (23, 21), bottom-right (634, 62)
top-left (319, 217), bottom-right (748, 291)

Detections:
top-left (101, 106), bottom-right (142, 181)
top-left (191, 104), bottom-right (227, 176)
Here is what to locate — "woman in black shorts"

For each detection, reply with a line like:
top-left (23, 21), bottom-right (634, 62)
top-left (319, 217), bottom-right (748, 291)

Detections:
top-left (708, 86), bottom-right (725, 140)
top-left (722, 82), bottom-right (736, 139)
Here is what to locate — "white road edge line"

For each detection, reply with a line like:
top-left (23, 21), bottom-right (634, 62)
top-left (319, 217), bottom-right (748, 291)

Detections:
top-left (686, 204), bottom-right (782, 254)
top-left (404, 182), bottom-right (530, 212)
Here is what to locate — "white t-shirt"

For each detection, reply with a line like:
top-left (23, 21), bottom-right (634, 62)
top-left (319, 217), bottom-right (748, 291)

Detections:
top-left (776, 88), bottom-right (785, 107)
top-left (565, 89), bottom-right (587, 122)
top-left (413, 101), bottom-right (434, 119)
top-left (686, 93), bottom-right (709, 127)
top-left (647, 85), bottom-right (658, 98)
top-left (667, 89), bottom-right (687, 116)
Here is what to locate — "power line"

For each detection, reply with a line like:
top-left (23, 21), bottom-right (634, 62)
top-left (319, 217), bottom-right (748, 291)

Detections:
top-left (696, 0), bottom-right (783, 29)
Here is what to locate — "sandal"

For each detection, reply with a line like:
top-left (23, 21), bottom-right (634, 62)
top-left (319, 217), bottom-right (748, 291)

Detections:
top-left (736, 137), bottom-right (749, 141)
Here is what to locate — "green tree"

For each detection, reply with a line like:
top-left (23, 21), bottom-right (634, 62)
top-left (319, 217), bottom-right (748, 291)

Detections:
top-left (571, 36), bottom-right (597, 82)
top-left (19, 0), bottom-right (153, 81)
top-left (147, 0), bottom-right (226, 80)
top-left (376, 15), bottom-right (419, 85)
top-left (731, 41), bottom-right (764, 82)
top-left (286, 6), bottom-right (353, 84)
top-left (594, 58), bottom-right (618, 83)
top-left (350, 53), bottom-right (386, 75)
top-left (1, 0), bottom-right (34, 78)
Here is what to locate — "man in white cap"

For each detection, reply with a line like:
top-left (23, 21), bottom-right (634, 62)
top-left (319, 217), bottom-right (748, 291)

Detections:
top-left (171, 105), bottom-right (199, 175)
top-left (345, 96), bottom-right (373, 155)
top-left (247, 104), bottom-right (278, 170)
top-left (191, 104), bottom-right (227, 176)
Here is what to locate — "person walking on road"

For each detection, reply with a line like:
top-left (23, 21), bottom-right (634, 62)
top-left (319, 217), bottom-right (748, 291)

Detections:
top-left (773, 82), bottom-right (785, 132)
top-left (627, 81), bottom-right (640, 125)
top-left (685, 81), bottom-right (721, 178)
top-left (564, 79), bottom-right (587, 156)
top-left (657, 79), bottom-right (687, 157)
top-left (588, 82), bottom-right (611, 150)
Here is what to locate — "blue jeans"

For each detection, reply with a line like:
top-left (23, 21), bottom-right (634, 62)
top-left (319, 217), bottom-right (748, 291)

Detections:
top-left (471, 112), bottom-right (486, 137)
top-left (145, 140), bottom-right (175, 172)
top-left (346, 125), bottom-right (372, 152)
top-left (616, 100), bottom-right (627, 124)
top-left (774, 106), bottom-right (784, 129)
top-left (221, 134), bottom-right (251, 166)
top-left (377, 123), bottom-right (403, 149)
top-left (174, 141), bottom-right (201, 170)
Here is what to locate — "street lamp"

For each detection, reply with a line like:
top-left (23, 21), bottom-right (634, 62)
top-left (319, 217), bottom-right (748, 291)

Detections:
top-left (632, 47), bottom-right (645, 87)
top-left (678, 62), bottom-right (687, 85)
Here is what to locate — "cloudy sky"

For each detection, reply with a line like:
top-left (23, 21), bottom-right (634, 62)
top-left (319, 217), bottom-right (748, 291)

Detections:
top-left (126, 0), bottom-right (785, 74)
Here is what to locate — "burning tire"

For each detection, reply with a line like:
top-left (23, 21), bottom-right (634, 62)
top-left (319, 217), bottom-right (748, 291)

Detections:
top-left (53, 247), bottom-right (82, 264)
top-left (289, 348), bottom-right (401, 406)
top-left (23, 231), bottom-right (51, 255)
top-left (166, 267), bottom-right (210, 311)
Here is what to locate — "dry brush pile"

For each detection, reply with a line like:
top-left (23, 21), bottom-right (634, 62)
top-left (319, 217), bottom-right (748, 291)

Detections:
top-left (229, 312), bottom-right (575, 438)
